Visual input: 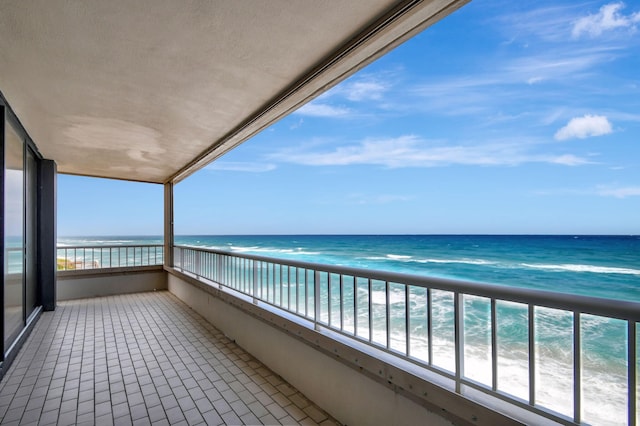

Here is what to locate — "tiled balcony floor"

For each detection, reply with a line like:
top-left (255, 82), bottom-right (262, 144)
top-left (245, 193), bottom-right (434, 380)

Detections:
top-left (0, 291), bottom-right (339, 426)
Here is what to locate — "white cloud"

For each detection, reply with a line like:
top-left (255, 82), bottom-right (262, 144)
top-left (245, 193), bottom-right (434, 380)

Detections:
top-left (554, 115), bottom-right (613, 140)
top-left (572, 2), bottom-right (640, 39)
top-left (541, 109), bottom-right (567, 126)
top-left (320, 72), bottom-right (394, 102)
top-left (547, 154), bottom-right (592, 166)
top-left (596, 185), bottom-right (640, 198)
top-left (342, 79), bottom-right (389, 101)
top-left (294, 102), bottom-right (351, 117)
top-left (506, 48), bottom-right (616, 83)
top-left (289, 118), bottom-right (304, 129)
top-left (494, 4), bottom-right (582, 42)
top-left (271, 135), bottom-right (590, 168)
top-left (207, 161), bottom-right (276, 173)
top-left (412, 47), bottom-right (616, 118)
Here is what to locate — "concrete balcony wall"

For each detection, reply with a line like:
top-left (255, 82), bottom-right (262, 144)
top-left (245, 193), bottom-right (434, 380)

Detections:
top-left (57, 266), bottom-right (167, 301)
top-left (167, 272), bottom-right (453, 426)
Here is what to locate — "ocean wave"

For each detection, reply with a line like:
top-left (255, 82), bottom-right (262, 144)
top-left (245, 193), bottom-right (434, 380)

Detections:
top-left (364, 255), bottom-right (496, 266)
top-left (386, 254), bottom-right (412, 260)
top-left (521, 263), bottom-right (640, 275)
top-left (228, 246), bottom-right (320, 256)
top-left (58, 239), bottom-right (137, 246)
top-left (370, 290), bottom-right (406, 305)
top-left (414, 258), bottom-right (496, 266)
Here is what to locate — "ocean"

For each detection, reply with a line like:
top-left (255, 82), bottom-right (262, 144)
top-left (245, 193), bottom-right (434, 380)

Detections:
top-left (56, 234), bottom-right (640, 424)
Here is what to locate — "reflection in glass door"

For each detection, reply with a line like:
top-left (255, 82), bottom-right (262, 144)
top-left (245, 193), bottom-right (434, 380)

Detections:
top-left (4, 121), bottom-right (24, 348)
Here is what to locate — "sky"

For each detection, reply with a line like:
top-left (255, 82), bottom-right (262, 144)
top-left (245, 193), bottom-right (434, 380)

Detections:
top-left (59, 0), bottom-right (640, 236)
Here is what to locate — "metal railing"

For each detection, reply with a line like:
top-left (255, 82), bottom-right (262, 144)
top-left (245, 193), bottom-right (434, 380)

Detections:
top-left (4, 247), bottom-right (23, 274)
top-left (57, 245), bottom-right (164, 270)
top-left (174, 245), bottom-right (639, 425)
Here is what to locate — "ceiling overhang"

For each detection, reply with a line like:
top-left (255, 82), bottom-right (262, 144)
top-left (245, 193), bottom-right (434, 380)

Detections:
top-left (0, 0), bottom-right (468, 184)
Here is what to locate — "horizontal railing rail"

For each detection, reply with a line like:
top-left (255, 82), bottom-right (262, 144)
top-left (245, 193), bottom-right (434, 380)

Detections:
top-left (174, 244), bottom-right (639, 426)
top-left (56, 244), bottom-right (164, 270)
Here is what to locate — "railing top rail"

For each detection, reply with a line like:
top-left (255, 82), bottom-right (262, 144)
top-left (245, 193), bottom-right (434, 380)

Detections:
top-left (175, 244), bottom-right (640, 321)
top-left (58, 244), bottom-right (163, 250)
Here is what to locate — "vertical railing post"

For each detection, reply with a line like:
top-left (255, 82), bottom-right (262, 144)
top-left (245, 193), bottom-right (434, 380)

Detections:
top-left (629, 321), bottom-right (637, 426)
top-left (405, 284), bottom-right (410, 357)
top-left (314, 270), bottom-right (321, 330)
top-left (288, 266), bottom-right (292, 311)
top-left (368, 278), bottom-right (373, 342)
top-left (454, 292), bottom-right (464, 393)
top-left (339, 275), bottom-right (344, 332)
top-left (253, 260), bottom-right (258, 304)
top-left (295, 268), bottom-right (300, 314)
top-left (219, 255), bottom-right (224, 289)
top-left (386, 281), bottom-right (391, 349)
top-left (328, 273), bottom-right (332, 327)
top-left (354, 277), bottom-right (359, 338)
top-left (305, 269), bottom-right (309, 318)
top-left (427, 288), bottom-right (433, 365)
top-left (280, 265), bottom-right (284, 308)
top-left (195, 249), bottom-right (201, 277)
top-left (491, 298), bottom-right (498, 391)
top-left (529, 305), bottom-right (536, 406)
top-left (574, 311), bottom-right (582, 424)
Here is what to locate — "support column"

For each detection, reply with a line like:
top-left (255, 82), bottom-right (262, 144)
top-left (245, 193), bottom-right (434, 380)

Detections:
top-left (164, 182), bottom-right (174, 268)
top-left (39, 160), bottom-right (56, 311)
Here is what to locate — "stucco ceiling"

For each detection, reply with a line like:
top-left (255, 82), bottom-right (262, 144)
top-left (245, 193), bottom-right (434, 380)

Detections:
top-left (0, 0), bottom-right (467, 184)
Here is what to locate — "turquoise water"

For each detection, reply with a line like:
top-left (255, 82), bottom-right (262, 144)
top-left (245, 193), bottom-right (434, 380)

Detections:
top-left (57, 234), bottom-right (640, 424)
top-left (169, 234), bottom-right (640, 302)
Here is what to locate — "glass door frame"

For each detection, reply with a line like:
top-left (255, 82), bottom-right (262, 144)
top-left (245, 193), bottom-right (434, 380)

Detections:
top-left (1, 101), bottom-right (43, 361)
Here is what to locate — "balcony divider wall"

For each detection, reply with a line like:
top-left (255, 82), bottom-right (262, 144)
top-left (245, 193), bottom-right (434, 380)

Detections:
top-left (0, 92), bottom-right (56, 380)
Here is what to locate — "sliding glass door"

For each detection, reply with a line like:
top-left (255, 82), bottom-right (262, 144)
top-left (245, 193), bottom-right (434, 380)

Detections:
top-left (4, 120), bottom-right (24, 348)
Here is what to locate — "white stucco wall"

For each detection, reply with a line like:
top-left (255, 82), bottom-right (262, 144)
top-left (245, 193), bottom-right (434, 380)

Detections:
top-left (57, 267), bottom-right (166, 301)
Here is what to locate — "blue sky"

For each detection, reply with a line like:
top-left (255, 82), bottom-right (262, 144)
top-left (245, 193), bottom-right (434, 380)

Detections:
top-left (59, 0), bottom-right (640, 236)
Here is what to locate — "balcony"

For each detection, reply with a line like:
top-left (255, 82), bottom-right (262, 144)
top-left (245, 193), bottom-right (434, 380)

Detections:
top-left (2, 1), bottom-right (636, 425)
top-left (0, 290), bottom-right (337, 425)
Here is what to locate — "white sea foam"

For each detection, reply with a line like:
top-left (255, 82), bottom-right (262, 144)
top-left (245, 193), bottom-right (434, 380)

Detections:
top-left (521, 263), bottom-right (640, 275)
top-left (372, 255), bottom-right (497, 266)
top-left (346, 293), bottom-right (628, 425)
top-left (370, 290), bottom-right (407, 305)
top-left (413, 258), bottom-right (496, 266)
top-left (228, 245), bottom-right (320, 256)
top-left (59, 239), bottom-right (136, 245)
top-left (386, 254), bottom-right (412, 260)
top-left (405, 331), bottom-right (626, 425)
